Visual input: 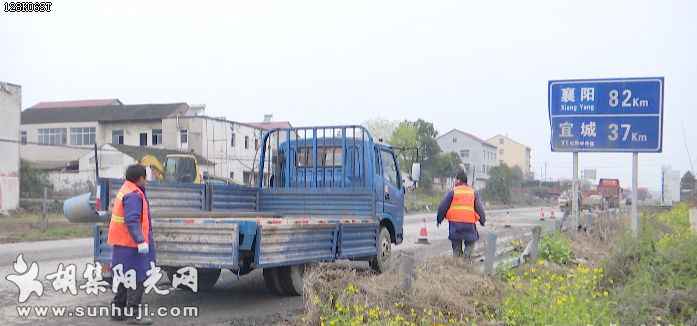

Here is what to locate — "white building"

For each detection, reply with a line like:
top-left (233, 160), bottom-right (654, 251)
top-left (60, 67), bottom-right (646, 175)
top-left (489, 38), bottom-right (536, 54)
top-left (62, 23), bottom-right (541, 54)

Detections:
top-left (0, 82), bottom-right (21, 212)
top-left (20, 99), bottom-right (291, 188)
top-left (436, 129), bottom-right (498, 190)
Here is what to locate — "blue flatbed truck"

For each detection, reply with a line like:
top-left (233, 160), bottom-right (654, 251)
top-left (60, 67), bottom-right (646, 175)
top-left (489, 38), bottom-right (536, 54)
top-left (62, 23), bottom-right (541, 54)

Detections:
top-left (72, 126), bottom-right (405, 296)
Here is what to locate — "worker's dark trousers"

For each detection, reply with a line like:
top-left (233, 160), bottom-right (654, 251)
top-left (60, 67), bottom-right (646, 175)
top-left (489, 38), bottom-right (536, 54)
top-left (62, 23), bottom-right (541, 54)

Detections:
top-left (451, 239), bottom-right (476, 258)
top-left (112, 282), bottom-right (145, 317)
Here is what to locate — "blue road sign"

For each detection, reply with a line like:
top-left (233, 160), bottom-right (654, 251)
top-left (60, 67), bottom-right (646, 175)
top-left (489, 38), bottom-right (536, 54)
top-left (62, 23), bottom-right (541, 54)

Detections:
top-left (548, 77), bottom-right (664, 152)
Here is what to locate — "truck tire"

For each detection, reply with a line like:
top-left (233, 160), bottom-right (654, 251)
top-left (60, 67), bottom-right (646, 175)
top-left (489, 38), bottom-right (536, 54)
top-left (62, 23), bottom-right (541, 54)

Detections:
top-left (369, 227), bottom-right (392, 273)
top-left (166, 268), bottom-right (220, 292)
top-left (263, 267), bottom-right (287, 295)
top-left (277, 264), bottom-right (305, 296)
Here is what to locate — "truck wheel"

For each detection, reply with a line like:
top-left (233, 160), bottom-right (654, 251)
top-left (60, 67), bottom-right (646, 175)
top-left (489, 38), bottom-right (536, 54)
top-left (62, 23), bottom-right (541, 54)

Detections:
top-left (166, 268), bottom-right (220, 292)
top-left (277, 264), bottom-right (305, 296)
top-left (369, 227), bottom-right (392, 273)
top-left (263, 267), bottom-right (287, 295)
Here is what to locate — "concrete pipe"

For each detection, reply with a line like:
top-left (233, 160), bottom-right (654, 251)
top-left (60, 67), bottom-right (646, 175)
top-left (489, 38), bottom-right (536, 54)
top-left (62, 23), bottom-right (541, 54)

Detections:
top-left (63, 193), bottom-right (103, 223)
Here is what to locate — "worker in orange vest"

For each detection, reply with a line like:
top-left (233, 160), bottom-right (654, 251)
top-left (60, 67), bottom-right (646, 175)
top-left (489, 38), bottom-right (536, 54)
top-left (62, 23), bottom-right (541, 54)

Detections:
top-left (436, 169), bottom-right (486, 259)
top-left (108, 164), bottom-right (155, 325)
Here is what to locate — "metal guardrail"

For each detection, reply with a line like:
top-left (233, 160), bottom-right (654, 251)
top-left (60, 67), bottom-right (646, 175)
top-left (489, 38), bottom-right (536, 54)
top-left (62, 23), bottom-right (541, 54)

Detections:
top-left (482, 226), bottom-right (542, 275)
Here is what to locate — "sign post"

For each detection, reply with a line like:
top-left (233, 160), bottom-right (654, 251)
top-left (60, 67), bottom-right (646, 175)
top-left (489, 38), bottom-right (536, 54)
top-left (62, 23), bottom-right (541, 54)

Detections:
top-left (548, 77), bottom-right (664, 236)
top-left (572, 152), bottom-right (579, 231)
top-left (632, 152), bottom-right (639, 235)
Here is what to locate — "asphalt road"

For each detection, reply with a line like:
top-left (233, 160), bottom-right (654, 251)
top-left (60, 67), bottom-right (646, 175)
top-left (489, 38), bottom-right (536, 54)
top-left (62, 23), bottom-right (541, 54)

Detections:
top-left (0, 206), bottom-right (560, 325)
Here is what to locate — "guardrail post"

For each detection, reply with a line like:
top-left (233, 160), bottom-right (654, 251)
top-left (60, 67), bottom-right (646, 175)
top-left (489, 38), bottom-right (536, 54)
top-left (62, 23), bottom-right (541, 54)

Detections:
top-left (399, 253), bottom-right (416, 291)
top-left (529, 226), bottom-right (542, 261)
top-left (690, 208), bottom-right (697, 233)
top-left (483, 232), bottom-right (497, 275)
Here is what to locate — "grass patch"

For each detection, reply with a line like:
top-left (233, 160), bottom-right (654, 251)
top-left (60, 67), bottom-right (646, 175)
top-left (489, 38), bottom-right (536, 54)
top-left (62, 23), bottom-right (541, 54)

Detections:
top-left (539, 231), bottom-right (574, 265)
top-left (0, 213), bottom-right (91, 243)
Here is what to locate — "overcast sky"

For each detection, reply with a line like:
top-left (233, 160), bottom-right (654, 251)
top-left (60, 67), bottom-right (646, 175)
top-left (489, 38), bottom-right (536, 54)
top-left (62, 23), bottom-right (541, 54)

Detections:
top-left (2, 0), bottom-right (696, 190)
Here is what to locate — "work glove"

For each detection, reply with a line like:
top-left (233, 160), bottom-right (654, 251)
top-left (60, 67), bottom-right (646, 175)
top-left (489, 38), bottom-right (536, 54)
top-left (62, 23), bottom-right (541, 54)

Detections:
top-left (137, 242), bottom-right (149, 255)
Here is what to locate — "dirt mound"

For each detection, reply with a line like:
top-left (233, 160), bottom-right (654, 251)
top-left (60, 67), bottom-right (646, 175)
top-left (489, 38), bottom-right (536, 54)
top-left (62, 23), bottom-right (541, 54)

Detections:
top-left (303, 254), bottom-right (503, 324)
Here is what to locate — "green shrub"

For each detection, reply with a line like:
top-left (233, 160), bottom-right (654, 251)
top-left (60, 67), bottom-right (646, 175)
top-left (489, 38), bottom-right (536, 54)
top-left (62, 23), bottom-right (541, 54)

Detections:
top-left (605, 204), bottom-right (697, 325)
top-left (502, 263), bottom-right (616, 325)
top-left (539, 231), bottom-right (574, 265)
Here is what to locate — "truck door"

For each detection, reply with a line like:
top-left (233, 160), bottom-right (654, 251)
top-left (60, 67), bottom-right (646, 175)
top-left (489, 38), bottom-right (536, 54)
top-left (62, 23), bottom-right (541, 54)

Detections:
top-left (380, 149), bottom-right (404, 230)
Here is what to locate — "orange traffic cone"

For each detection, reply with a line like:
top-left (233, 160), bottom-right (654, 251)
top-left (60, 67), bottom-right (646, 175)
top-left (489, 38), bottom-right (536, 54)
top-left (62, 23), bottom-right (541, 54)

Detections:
top-left (539, 208), bottom-right (545, 221)
top-left (416, 218), bottom-right (430, 244)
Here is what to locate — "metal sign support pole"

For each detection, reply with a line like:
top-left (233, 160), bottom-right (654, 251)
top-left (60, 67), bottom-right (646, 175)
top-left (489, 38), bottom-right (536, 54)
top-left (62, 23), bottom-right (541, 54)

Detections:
top-left (631, 152), bottom-right (639, 236)
top-left (572, 152), bottom-right (579, 231)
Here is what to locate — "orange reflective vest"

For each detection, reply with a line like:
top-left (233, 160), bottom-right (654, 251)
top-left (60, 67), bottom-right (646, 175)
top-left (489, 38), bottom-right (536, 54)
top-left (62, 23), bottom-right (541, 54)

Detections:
top-left (107, 181), bottom-right (150, 248)
top-left (445, 185), bottom-right (480, 224)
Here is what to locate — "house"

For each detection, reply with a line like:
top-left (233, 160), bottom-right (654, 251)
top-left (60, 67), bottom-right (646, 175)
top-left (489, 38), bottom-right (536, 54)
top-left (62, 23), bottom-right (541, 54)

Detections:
top-left (436, 129), bottom-right (498, 190)
top-left (0, 82), bottom-right (21, 211)
top-left (20, 99), bottom-right (292, 187)
top-left (486, 134), bottom-right (532, 179)
top-left (20, 99), bottom-right (194, 166)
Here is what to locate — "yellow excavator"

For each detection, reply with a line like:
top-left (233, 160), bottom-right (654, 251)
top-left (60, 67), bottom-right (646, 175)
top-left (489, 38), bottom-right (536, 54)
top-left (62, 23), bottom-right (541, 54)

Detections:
top-left (140, 154), bottom-right (203, 184)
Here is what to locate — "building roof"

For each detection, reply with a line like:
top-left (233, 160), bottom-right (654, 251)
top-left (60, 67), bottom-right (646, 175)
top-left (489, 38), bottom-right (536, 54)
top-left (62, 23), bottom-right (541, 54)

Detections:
top-left (243, 121), bottom-right (293, 130)
top-left (438, 129), bottom-right (497, 148)
top-left (30, 99), bottom-right (122, 109)
top-left (486, 134), bottom-right (531, 150)
top-left (109, 144), bottom-right (214, 166)
top-left (21, 102), bottom-right (190, 124)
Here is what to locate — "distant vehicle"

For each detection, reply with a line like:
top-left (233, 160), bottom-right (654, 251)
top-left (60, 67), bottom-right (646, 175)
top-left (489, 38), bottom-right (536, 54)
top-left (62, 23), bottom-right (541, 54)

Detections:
top-left (140, 153), bottom-right (204, 184)
top-left (597, 178), bottom-right (621, 209)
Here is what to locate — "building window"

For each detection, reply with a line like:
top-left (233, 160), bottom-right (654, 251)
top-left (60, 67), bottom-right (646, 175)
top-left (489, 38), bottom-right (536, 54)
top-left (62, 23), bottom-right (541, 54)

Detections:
top-left (180, 129), bottom-right (188, 144)
top-left (70, 127), bottom-right (96, 145)
top-left (452, 137), bottom-right (457, 143)
top-left (499, 138), bottom-right (504, 145)
top-left (139, 132), bottom-right (148, 146)
top-left (152, 129), bottom-right (162, 145)
top-left (20, 131), bottom-right (27, 144)
top-left (254, 138), bottom-right (259, 150)
top-left (231, 133), bottom-right (236, 147)
top-left (244, 136), bottom-right (249, 149)
top-left (459, 149), bottom-right (469, 158)
top-left (39, 128), bottom-right (67, 145)
top-left (499, 149), bottom-right (504, 155)
top-left (112, 130), bottom-right (124, 145)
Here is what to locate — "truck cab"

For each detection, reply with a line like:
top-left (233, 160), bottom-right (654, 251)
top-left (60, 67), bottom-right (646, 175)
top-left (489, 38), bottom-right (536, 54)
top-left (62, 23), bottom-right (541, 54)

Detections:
top-left (259, 132), bottom-right (405, 245)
